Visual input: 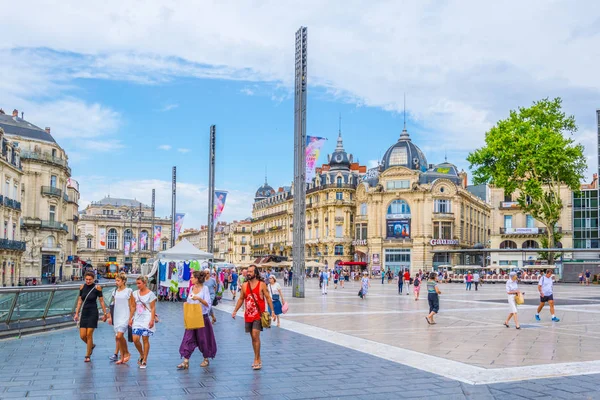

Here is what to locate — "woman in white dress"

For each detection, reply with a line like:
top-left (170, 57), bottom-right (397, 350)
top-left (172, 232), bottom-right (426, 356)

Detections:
top-left (111, 272), bottom-right (133, 365)
top-left (504, 272), bottom-right (521, 329)
top-left (130, 275), bottom-right (157, 369)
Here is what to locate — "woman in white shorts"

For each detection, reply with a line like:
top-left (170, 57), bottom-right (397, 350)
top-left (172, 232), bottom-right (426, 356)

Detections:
top-left (504, 271), bottom-right (521, 329)
top-left (111, 272), bottom-right (133, 364)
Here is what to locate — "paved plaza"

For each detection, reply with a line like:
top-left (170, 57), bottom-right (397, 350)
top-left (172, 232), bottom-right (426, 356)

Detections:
top-left (0, 279), bottom-right (600, 399)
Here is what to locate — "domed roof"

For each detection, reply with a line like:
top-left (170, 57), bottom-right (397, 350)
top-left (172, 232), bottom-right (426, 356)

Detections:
top-left (328, 132), bottom-right (351, 171)
top-left (382, 128), bottom-right (427, 172)
top-left (419, 161), bottom-right (462, 185)
top-left (430, 162), bottom-right (459, 176)
top-left (255, 178), bottom-right (276, 200)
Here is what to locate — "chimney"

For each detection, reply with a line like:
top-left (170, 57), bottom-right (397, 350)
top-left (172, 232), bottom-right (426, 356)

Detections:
top-left (12, 109), bottom-right (18, 118)
top-left (45, 127), bottom-right (51, 134)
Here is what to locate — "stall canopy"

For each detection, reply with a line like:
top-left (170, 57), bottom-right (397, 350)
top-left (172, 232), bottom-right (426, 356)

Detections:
top-left (338, 261), bottom-right (367, 266)
top-left (157, 239), bottom-right (213, 261)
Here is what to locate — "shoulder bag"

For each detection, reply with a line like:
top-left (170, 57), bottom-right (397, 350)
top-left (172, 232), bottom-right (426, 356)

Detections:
top-left (515, 291), bottom-right (525, 305)
top-left (135, 292), bottom-right (160, 323)
top-left (248, 282), bottom-right (271, 328)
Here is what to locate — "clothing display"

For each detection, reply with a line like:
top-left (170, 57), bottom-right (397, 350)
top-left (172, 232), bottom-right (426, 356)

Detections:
top-left (158, 259), bottom-right (207, 291)
top-left (159, 262), bottom-right (167, 282)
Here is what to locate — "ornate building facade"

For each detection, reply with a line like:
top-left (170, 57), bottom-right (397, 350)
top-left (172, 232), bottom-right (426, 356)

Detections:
top-left (0, 109), bottom-right (79, 284)
top-left (77, 197), bottom-right (172, 272)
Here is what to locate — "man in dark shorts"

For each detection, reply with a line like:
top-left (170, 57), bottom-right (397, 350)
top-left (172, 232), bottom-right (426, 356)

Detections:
top-left (585, 270), bottom-right (591, 286)
top-left (536, 269), bottom-right (560, 322)
top-left (232, 265), bottom-right (275, 370)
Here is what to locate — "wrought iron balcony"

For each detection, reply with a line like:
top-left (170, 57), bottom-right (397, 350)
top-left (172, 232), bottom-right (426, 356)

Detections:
top-left (41, 186), bottom-right (62, 198)
top-left (2, 196), bottom-right (21, 211)
top-left (41, 220), bottom-right (69, 232)
top-left (0, 239), bottom-right (26, 251)
top-left (20, 150), bottom-right (71, 175)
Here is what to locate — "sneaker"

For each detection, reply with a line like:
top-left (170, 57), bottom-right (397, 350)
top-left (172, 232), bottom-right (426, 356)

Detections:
top-left (552, 316), bottom-right (560, 322)
top-left (109, 354), bottom-right (119, 361)
top-left (535, 315), bottom-right (541, 321)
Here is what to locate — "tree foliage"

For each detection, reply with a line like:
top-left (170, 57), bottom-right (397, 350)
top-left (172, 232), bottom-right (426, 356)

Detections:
top-left (467, 98), bottom-right (586, 261)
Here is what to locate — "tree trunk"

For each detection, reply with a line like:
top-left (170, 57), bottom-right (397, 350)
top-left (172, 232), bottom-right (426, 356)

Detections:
top-left (547, 224), bottom-right (555, 265)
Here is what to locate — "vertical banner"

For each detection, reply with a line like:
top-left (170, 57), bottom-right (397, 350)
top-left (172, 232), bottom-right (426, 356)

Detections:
top-left (98, 228), bottom-right (106, 249)
top-left (213, 191), bottom-right (228, 227)
top-left (174, 213), bottom-right (185, 241)
top-left (305, 136), bottom-right (327, 183)
top-left (124, 241), bottom-right (130, 256)
top-left (131, 237), bottom-right (137, 253)
top-left (140, 231), bottom-right (148, 251)
top-left (153, 225), bottom-right (162, 251)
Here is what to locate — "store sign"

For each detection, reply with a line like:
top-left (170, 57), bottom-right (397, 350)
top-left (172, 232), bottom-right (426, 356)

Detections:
top-left (430, 239), bottom-right (459, 246)
top-left (352, 239), bottom-right (367, 246)
top-left (504, 227), bottom-right (539, 234)
top-left (501, 201), bottom-right (519, 208)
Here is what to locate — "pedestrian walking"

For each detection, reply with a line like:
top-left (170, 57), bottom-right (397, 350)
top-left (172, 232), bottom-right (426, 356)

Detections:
top-left (288, 269), bottom-right (293, 286)
top-left (283, 269), bottom-right (288, 287)
top-left (398, 271), bottom-right (404, 294)
top-left (473, 271), bottom-right (480, 291)
top-left (268, 276), bottom-right (284, 327)
top-left (74, 271), bottom-right (111, 363)
top-left (466, 272), bottom-right (473, 290)
top-left (340, 270), bottom-right (345, 288)
top-left (579, 273), bottom-right (584, 285)
top-left (413, 273), bottom-right (421, 301)
top-left (585, 270), bottom-right (591, 286)
top-left (426, 272), bottom-right (441, 324)
top-left (177, 270), bottom-right (217, 369)
top-left (333, 271), bottom-right (339, 289)
top-left (110, 272), bottom-right (133, 364)
top-left (403, 269), bottom-right (411, 296)
top-left (381, 270), bottom-right (385, 284)
top-left (237, 268), bottom-right (248, 298)
top-left (504, 272), bottom-right (521, 329)
top-left (204, 269), bottom-right (218, 324)
top-left (131, 276), bottom-right (157, 369)
top-left (232, 265), bottom-right (275, 370)
top-left (360, 272), bottom-right (370, 299)
top-left (230, 269), bottom-right (239, 300)
top-left (535, 269), bottom-right (560, 322)
top-left (321, 269), bottom-right (329, 295)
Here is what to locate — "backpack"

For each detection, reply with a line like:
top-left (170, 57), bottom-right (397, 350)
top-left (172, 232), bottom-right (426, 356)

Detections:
top-left (414, 278), bottom-right (420, 287)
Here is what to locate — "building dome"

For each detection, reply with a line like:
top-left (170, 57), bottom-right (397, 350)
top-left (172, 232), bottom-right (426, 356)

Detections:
top-left (328, 132), bottom-right (351, 171)
top-left (255, 179), bottom-right (276, 200)
top-left (382, 128), bottom-right (427, 172)
top-left (419, 161), bottom-right (462, 185)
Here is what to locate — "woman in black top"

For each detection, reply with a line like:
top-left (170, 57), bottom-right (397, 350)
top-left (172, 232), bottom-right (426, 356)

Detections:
top-left (74, 271), bottom-right (111, 362)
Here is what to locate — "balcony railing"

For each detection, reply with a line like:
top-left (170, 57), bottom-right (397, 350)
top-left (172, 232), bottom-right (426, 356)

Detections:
top-left (41, 186), bottom-right (62, 198)
top-left (433, 212), bottom-right (454, 219)
top-left (23, 218), bottom-right (68, 232)
top-left (20, 150), bottom-right (71, 174)
top-left (0, 239), bottom-right (26, 251)
top-left (306, 183), bottom-right (356, 194)
top-left (2, 196), bottom-right (21, 211)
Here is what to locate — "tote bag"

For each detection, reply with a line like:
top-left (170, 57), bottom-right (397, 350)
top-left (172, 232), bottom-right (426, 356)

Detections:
top-left (515, 291), bottom-right (525, 305)
top-left (183, 303), bottom-right (205, 329)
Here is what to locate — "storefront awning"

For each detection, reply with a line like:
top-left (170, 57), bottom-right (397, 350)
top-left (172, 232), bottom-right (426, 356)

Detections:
top-left (338, 261), bottom-right (368, 266)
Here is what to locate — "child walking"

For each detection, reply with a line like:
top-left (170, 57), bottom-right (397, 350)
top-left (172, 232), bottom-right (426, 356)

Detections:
top-left (426, 272), bottom-right (441, 325)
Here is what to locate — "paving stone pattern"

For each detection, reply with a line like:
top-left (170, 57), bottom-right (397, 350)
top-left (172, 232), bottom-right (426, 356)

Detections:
top-left (0, 303), bottom-right (599, 400)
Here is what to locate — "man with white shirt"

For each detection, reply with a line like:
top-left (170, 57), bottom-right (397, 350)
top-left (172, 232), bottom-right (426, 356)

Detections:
top-left (321, 269), bottom-right (329, 295)
top-left (536, 269), bottom-right (560, 322)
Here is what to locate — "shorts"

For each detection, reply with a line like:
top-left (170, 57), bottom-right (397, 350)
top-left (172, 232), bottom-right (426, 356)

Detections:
top-left (132, 328), bottom-right (154, 337)
top-left (245, 320), bottom-right (263, 333)
top-left (231, 284), bottom-right (237, 291)
top-left (540, 294), bottom-right (554, 303)
top-left (114, 324), bottom-right (128, 334)
top-left (428, 293), bottom-right (439, 314)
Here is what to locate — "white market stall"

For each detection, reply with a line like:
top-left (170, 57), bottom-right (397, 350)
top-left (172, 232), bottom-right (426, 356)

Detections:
top-left (148, 239), bottom-right (213, 299)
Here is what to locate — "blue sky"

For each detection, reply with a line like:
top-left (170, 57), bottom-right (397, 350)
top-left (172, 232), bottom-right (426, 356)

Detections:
top-left (2, 1), bottom-right (600, 229)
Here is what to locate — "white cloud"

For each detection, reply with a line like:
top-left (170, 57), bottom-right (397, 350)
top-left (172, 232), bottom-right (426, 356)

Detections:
top-left (240, 88), bottom-right (254, 96)
top-left (75, 176), bottom-right (254, 228)
top-left (158, 144), bottom-right (172, 151)
top-left (159, 103), bottom-right (178, 112)
top-left (177, 148), bottom-right (191, 153)
top-left (3, 1), bottom-right (600, 178)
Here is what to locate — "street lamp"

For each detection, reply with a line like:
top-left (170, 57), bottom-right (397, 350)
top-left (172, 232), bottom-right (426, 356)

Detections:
top-left (123, 206), bottom-right (141, 272)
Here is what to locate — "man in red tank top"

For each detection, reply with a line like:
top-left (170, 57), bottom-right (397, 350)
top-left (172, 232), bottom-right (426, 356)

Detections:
top-left (232, 265), bottom-right (275, 370)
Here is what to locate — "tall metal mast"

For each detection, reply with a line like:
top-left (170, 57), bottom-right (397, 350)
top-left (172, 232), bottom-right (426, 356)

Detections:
top-left (207, 125), bottom-right (216, 256)
top-left (171, 166), bottom-right (176, 248)
top-left (292, 26), bottom-right (307, 298)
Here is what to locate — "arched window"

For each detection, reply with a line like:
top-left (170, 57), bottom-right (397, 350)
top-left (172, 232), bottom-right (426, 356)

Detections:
top-left (389, 147), bottom-right (408, 166)
top-left (45, 236), bottom-right (55, 248)
top-left (523, 240), bottom-right (539, 249)
top-left (107, 228), bottom-right (118, 250)
top-left (336, 176), bottom-right (343, 188)
top-left (123, 229), bottom-right (132, 246)
top-left (141, 230), bottom-right (149, 250)
top-left (387, 200), bottom-right (411, 218)
top-left (335, 245), bottom-right (344, 255)
top-left (499, 240), bottom-right (517, 249)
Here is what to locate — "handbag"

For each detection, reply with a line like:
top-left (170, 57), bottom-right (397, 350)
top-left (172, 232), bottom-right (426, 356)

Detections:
top-left (515, 291), bottom-right (525, 305)
top-left (248, 283), bottom-right (271, 328)
top-left (183, 302), bottom-right (205, 329)
top-left (282, 302), bottom-right (289, 314)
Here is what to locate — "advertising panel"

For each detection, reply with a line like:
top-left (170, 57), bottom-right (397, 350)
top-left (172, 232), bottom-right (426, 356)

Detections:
top-left (98, 228), bottom-right (106, 249)
top-left (386, 219), bottom-right (411, 239)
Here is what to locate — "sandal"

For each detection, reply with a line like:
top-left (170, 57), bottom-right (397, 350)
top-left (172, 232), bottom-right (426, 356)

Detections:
top-left (425, 317), bottom-right (431, 325)
top-left (123, 354), bottom-right (131, 364)
top-left (177, 360), bottom-right (190, 370)
top-left (504, 323), bottom-right (509, 328)
top-left (516, 326), bottom-right (521, 330)
top-left (115, 359), bottom-right (124, 365)
top-left (90, 344), bottom-right (96, 355)
top-left (200, 359), bottom-right (210, 367)
top-left (84, 356), bottom-right (91, 363)
top-left (252, 363), bottom-right (262, 370)
top-left (139, 362), bottom-right (147, 369)
top-left (137, 357), bottom-right (143, 366)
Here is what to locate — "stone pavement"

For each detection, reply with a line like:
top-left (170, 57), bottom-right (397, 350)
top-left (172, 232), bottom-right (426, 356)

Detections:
top-left (0, 285), bottom-right (599, 399)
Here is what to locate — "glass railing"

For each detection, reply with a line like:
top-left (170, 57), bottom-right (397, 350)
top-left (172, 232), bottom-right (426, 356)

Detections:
top-left (0, 282), bottom-right (138, 333)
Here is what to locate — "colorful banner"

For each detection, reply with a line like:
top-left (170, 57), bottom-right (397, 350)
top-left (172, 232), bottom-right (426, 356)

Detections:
top-left (305, 136), bottom-right (327, 183)
top-left (213, 191), bottom-right (228, 227)
top-left (174, 213), bottom-right (185, 241)
top-left (140, 231), bottom-right (148, 251)
top-left (98, 228), bottom-right (106, 249)
top-left (131, 237), bottom-right (137, 254)
top-left (124, 241), bottom-right (130, 256)
top-left (153, 225), bottom-right (162, 251)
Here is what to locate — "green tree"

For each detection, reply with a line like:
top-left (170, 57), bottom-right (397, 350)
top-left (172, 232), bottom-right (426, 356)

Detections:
top-left (467, 98), bottom-right (586, 263)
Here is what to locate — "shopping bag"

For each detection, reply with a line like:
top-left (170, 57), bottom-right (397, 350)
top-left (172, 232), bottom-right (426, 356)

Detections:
top-left (183, 303), bottom-right (205, 329)
top-left (515, 291), bottom-right (525, 305)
